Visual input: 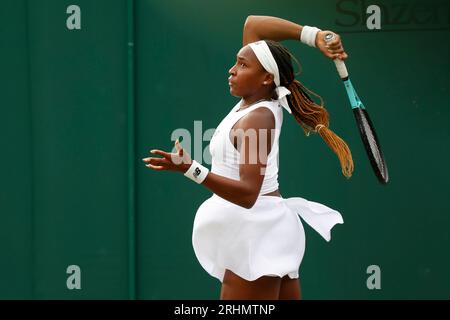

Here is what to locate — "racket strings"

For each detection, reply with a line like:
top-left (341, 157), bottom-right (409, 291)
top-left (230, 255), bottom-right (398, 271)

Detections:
top-left (287, 79), bottom-right (354, 179)
top-left (359, 112), bottom-right (386, 173)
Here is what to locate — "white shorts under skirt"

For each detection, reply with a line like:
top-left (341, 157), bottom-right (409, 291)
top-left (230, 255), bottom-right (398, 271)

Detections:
top-left (192, 193), bottom-right (343, 283)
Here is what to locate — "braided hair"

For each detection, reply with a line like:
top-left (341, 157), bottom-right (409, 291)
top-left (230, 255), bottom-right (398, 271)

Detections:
top-left (266, 40), bottom-right (354, 178)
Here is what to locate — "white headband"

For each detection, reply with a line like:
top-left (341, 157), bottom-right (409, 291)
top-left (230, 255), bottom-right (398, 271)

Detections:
top-left (248, 40), bottom-right (292, 114)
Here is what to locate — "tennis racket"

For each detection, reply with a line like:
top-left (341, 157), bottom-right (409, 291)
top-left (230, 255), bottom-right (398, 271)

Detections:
top-left (325, 33), bottom-right (389, 184)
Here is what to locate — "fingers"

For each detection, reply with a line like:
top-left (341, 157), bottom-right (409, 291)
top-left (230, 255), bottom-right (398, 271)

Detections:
top-left (326, 39), bottom-right (341, 50)
top-left (175, 139), bottom-right (183, 155)
top-left (175, 139), bottom-right (181, 147)
top-left (329, 47), bottom-right (346, 55)
top-left (324, 46), bottom-right (348, 60)
top-left (331, 52), bottom-right (348, 60)
top-left (150, 149), bottom-right (171, 159)
top-left (321, 32), bottom-right (348, 60)
top-left (142, 157), bottom-right (169, 166)
top-left (323, 50), bottom-right (342, 60)
top-left (175, 139), bottom-right (186, 158)
top-left (145, 163), bottom-right (165, 170)
top-left (325, 45), bottom-right (347, 59)
top-left (143, 157), bottom-right (167, 170)
top-left (328, 46), bottom-right (345, 54)
top-left (144, 140), bottom-right (189, 172)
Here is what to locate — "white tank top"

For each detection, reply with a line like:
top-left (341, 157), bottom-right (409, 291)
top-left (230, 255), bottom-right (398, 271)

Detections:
top-left (209, 99), bottom-right (283, 195)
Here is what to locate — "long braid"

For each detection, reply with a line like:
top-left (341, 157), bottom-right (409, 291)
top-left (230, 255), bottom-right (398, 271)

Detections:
top-left (266, 40), bottom-right (354, 178)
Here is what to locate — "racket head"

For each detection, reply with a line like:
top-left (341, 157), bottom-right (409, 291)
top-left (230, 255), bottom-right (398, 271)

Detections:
top-left (353, 108), bottom-right (389, 184)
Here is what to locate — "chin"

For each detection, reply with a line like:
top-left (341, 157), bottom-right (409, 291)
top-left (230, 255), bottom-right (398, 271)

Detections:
top-left (229, 88), bottom-right (241, 97)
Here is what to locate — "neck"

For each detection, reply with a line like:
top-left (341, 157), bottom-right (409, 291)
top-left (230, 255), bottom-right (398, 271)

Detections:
top-left (240, 92), bottom-right (274, 109)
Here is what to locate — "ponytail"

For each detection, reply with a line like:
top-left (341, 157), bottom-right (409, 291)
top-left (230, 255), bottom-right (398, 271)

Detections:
top-left (287, 80), bottom-right (354, 178)
top-left (266, 39), bottom-right (354, 178)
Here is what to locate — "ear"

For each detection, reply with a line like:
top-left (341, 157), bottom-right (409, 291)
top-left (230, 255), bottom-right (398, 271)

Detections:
top-left (262, 73), bottom-right (274, 86)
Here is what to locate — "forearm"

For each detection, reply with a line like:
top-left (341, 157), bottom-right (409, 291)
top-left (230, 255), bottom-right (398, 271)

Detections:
top-left (244, 15), bottom-right (304, 43)
top-left (200, 172), bottom-right (256, 209)
top-left (243, 15), bottom-right (346, 61)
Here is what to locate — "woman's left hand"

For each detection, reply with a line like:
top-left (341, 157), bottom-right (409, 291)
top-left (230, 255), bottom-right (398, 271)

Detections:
top-left (316, 30), bottom-right (348, 61)
top-left (143, 139), bottom-right (192, 173)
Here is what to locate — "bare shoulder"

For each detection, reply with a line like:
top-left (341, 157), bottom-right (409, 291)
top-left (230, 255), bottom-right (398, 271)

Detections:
top-left (235, 106), bottom-right (275, 131)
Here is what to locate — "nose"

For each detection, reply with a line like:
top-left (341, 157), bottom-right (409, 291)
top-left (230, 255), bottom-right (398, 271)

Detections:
top-left (228, 64), bottom-right (236, 76)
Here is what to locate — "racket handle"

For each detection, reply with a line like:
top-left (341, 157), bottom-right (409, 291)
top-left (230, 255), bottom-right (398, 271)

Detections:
top-left (324, 32), bottom-right (349, 79)
top-left (333, 59), bottom-right (349, 79)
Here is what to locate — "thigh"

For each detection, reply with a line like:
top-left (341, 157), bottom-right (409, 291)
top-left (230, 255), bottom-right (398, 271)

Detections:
top-left (220, 269), bottom-right (281, 300)
top-left (279, 276), bottom-right (301, 300)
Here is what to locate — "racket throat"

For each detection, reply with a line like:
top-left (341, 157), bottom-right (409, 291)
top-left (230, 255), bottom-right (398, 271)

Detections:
top-left (343, 79), bottom-right (366, 110)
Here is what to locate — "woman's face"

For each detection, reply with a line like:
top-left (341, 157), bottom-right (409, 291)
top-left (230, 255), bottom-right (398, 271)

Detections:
top-left (228, 45), bottom-right (270, 98)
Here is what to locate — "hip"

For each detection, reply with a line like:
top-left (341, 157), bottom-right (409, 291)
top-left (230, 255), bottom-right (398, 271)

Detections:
top-left (193, 193), bottom-right (296, 227)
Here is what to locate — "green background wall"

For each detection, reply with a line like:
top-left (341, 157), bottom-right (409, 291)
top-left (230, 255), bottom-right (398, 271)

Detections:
top-left (1, 0), bottom-right (449, 299)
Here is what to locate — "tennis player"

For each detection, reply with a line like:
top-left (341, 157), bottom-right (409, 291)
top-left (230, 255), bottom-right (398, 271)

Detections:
top-left (143, 15), bottom-right (354, 300)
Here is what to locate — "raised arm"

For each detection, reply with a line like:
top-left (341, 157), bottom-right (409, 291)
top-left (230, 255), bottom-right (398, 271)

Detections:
top-left (243, 15), bottom-right (302, 46)
top-left (243, 15), bottom-right (348, 60)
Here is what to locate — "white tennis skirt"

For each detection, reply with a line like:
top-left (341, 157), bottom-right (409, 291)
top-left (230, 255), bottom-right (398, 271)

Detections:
top-left (192, 193), bottom-right (344, 283)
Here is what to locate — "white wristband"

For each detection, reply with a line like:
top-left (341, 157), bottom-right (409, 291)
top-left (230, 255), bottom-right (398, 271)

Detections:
top-left (300, 26), bottom-right (322, 47)
top-left (183, 160), bottom-right (209, 184)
